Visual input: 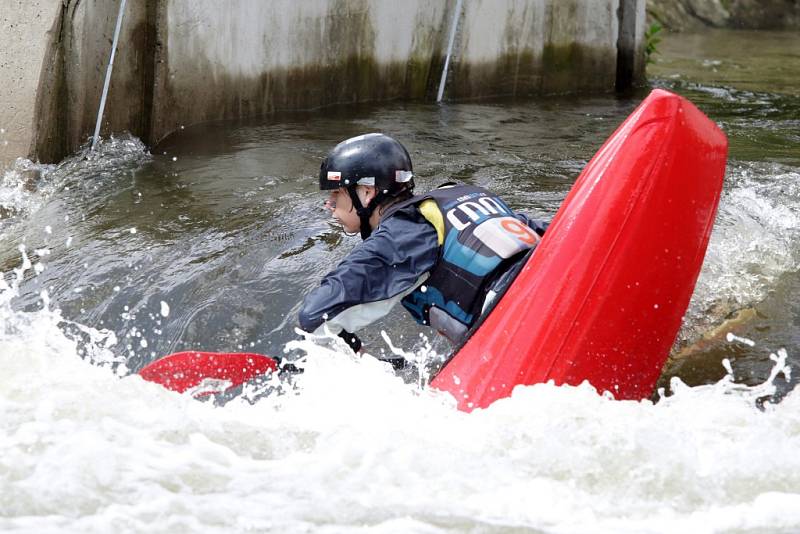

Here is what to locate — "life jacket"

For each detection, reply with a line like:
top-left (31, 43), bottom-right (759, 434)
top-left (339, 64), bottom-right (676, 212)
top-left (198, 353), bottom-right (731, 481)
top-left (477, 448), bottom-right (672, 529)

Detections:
top-left (393, 184), bottom-right (540, 342)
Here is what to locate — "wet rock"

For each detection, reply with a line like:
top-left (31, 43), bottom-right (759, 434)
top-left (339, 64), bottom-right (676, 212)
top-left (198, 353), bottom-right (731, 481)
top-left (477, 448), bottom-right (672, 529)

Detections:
top-left (728, 0), bottom-right (800, 29)
top-left (684, 0), bottom-right (731, 27)
top-left (647, 0), bottom-right (707, 31)
top-left (647, 0), bottom-right (800, 30)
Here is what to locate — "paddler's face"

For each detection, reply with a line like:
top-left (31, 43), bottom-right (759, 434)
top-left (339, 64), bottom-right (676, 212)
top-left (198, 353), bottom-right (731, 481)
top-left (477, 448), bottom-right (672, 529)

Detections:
top-left (324, 186), bottom-right (375, 234)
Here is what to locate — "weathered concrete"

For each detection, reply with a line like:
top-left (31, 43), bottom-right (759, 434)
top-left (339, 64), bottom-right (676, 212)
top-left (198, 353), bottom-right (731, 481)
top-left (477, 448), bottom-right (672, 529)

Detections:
top-left (60, 0), bottom-right (155, 154)
top-left (618, 0), bottom-right (648, 90)
top-left (2, 0), bottom-right (647, 167)
top-left (29, 0), bottom-right (156, 163)
top-left (0, 0), bottom-right (64, 166)
top-left (450, 0), bottom-right (622, 97)
top-left (151, 0), bottom-right (450, 145)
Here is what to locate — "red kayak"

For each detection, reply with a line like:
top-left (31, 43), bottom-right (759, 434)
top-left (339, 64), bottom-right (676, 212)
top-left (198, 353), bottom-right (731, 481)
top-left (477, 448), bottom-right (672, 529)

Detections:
top-left (430, 89), bottom-right (728, 410)
top-left (140, 89), bottom-right (727, 411)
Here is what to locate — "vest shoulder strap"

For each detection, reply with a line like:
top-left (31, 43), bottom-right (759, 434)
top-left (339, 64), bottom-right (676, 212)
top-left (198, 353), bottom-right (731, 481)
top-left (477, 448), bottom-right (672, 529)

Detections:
top-left (419, 199), bottom-right (445, 245)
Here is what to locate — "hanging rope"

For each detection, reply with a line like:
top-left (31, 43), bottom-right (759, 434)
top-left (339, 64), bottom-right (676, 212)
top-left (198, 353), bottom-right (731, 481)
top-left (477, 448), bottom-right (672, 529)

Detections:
top-left (436, 0), bottom-right (464, 103)
top-left (91, 0), bottom-right (127, 151)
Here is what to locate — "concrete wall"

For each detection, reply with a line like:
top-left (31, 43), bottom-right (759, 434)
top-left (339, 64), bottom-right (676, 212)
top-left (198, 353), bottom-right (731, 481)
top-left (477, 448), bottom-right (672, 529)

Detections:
top-left (152, 0), bottom-right (451, 145)
top-left (1, 0), bottom-right (646, 167)
top-left (0, 0), bottom-right (63, 166)
top-left (25, 0), bottom-right (157, 163)
top-left (617, 0), bottom-right (647, 91)
top-left (451, 0), bottom-right (621, 97)
top-left (58, 0), bottom-right (155, 157)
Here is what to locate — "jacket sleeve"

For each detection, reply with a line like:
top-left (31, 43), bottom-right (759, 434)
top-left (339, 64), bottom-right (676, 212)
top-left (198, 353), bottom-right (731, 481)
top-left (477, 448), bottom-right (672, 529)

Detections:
top-left (298, 209), bottom-right (439, 334)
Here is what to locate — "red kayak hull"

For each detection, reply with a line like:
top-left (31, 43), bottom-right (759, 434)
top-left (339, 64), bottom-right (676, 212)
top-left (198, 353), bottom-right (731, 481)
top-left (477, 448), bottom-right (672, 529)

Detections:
top-left (431, 89), bottom-right (728, 411)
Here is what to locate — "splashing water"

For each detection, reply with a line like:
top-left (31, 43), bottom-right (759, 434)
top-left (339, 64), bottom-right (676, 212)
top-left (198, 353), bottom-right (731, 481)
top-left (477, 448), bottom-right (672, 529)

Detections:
top-left (0, 159), bottom-right (55, 232)
top-left (2, 243), bottom-right (800, 532)
top-left (0, 135), bottom-right (150, 243)
top-left (680, 162), bottom-right (800, 343)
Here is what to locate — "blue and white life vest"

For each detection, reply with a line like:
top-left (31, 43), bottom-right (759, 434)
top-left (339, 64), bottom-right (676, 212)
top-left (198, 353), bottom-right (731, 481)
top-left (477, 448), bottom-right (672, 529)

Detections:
top-left (394, 184), bottom-right (540, 341)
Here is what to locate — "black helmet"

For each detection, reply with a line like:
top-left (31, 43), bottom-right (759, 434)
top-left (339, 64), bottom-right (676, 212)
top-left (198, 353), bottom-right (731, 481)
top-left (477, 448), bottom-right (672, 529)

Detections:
top-left (319, 133), bottom-right (415, 239)
top-left (319, 133), bottom-right (414, 193)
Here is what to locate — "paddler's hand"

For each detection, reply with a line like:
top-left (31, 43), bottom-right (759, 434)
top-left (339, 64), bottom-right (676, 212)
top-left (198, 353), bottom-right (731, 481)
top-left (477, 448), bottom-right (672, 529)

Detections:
top-left (337, 329), bottom-right (363, 354)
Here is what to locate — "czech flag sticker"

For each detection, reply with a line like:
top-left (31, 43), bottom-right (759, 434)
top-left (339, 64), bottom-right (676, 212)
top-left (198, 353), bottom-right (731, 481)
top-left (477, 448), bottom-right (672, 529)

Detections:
top-left (327, 171), bottom-right (342, 181)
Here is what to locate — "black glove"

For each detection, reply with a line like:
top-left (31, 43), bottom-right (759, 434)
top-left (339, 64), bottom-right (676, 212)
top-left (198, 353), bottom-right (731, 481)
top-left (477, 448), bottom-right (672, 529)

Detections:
top-left (337, 329), bottom-right (362, 353)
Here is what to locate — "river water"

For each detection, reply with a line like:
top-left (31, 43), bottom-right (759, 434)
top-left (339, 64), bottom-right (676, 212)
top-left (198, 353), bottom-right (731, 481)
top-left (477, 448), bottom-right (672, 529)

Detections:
top-left (1, 29), bottom-right (799, 533)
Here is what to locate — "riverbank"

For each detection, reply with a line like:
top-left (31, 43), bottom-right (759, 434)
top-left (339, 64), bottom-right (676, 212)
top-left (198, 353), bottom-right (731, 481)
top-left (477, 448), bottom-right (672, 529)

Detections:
top-left (647, 0), bottom-right (800, 31)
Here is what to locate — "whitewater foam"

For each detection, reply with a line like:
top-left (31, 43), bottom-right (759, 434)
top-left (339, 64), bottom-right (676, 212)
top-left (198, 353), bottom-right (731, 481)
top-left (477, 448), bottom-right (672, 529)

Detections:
top-left (2, 252), bottom-right (800, 532)
top-left (681, 162), bottom-right (800, 342)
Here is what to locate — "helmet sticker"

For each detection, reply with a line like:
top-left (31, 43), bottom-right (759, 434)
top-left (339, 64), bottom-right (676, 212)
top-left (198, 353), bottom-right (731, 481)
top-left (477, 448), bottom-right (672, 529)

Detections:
top-left (327, 171), bottom-right (341, 181)
top-left (396, 170), bottom-right (414, 183)
top-left (357, 176), bottom-right (375, 186)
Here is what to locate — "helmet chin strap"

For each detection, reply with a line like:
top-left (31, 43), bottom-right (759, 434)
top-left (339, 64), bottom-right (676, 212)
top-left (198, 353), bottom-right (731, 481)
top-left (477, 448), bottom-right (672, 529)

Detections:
top-left (346, 187), bottom-right (384, 240)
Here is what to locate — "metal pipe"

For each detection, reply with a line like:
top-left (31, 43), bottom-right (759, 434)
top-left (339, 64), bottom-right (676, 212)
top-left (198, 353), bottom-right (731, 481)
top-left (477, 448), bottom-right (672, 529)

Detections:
top-left (436, 0), bottom-right (463, 103)
top-left (91, 0), bottom-right (127, 152)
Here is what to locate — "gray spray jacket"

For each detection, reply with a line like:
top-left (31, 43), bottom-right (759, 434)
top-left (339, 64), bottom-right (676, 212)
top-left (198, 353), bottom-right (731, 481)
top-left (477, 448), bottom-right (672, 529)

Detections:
top-left (298, 191), bottom-right (547, 339)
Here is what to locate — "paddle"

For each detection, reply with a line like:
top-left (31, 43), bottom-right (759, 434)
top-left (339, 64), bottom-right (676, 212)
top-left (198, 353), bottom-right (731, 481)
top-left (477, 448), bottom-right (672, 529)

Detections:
top-left (138, 351), bottom-right (278, 396)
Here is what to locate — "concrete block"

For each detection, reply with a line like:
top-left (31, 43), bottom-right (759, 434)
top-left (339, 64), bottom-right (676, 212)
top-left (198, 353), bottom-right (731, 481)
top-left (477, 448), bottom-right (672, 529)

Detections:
top-left (0, 0), bottom-right (63, 168)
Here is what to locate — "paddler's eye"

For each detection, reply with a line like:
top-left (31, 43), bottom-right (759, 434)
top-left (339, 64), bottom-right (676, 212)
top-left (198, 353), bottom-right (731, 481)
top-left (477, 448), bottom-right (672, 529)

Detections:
top-left (324, 192), bottom-right (337, 210)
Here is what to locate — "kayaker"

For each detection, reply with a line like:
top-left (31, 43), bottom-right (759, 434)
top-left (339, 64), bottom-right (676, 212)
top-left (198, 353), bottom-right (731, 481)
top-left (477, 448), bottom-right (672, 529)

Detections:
top-left (298, 133), bottom-right (548, 353)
